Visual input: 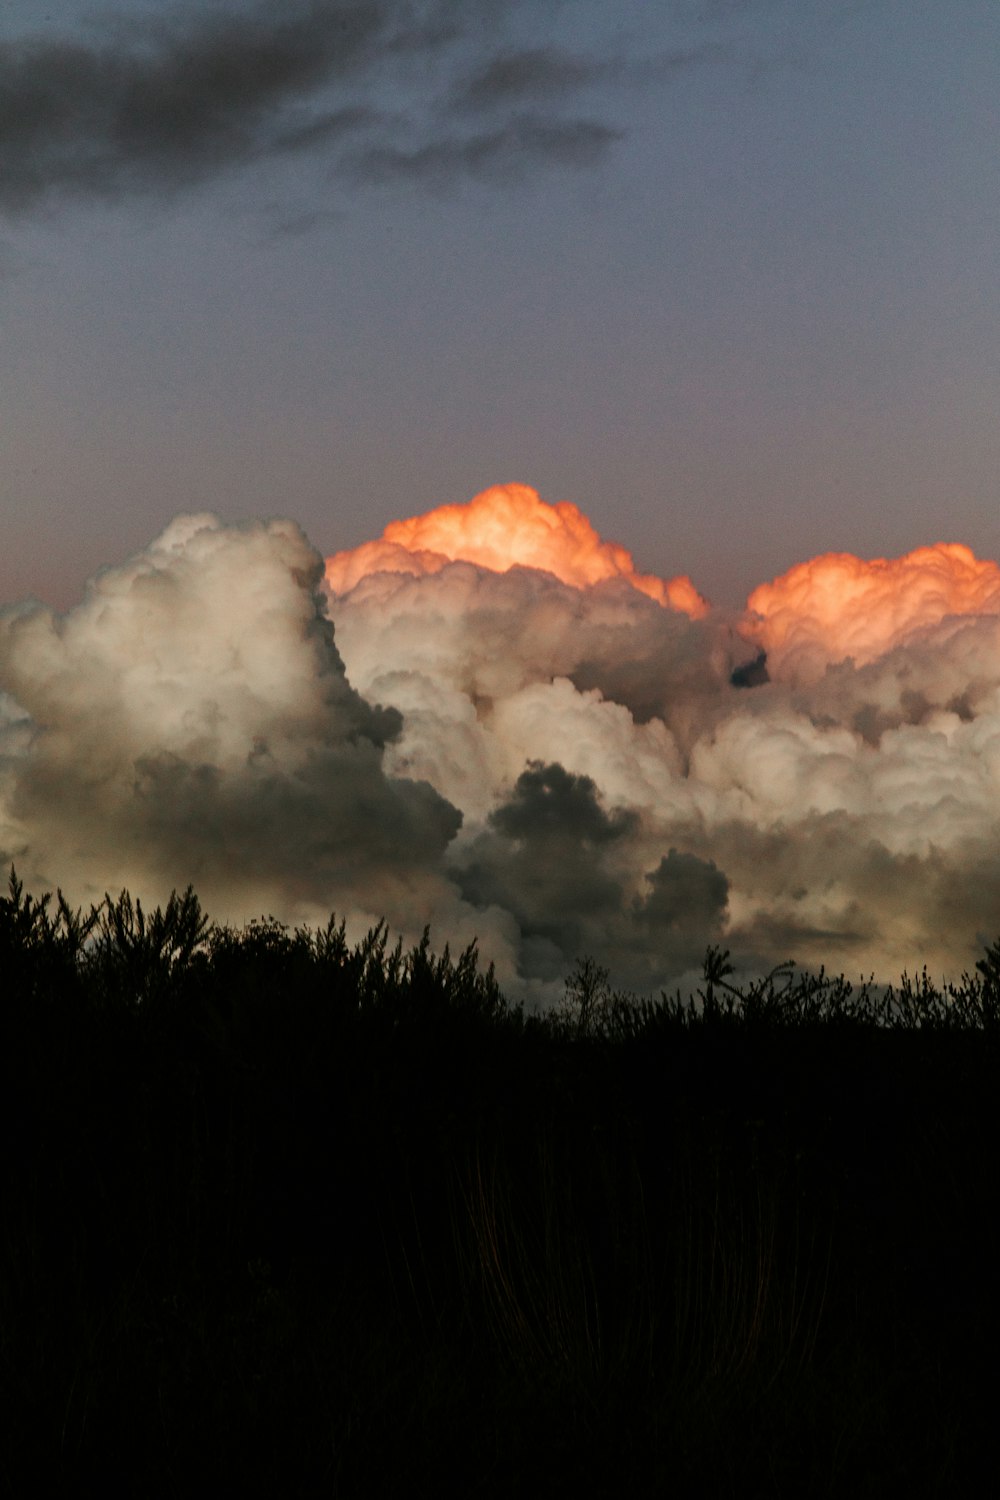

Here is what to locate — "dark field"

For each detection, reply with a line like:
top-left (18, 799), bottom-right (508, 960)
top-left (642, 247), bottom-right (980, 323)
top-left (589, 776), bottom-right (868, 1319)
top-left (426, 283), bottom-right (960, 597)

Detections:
top-left (3, 874), bottom-right (999, 1496)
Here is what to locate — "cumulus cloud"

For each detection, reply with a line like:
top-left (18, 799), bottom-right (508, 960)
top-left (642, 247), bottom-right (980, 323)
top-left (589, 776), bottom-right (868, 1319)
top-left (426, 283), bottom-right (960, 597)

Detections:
top-left (4, 486), bottom-right (1000, 1003)
top-left (454, 761), bottom-right (635, 981)
top-left (325, 483), bottom-right (707, 614)
top-left (746, 543), bottom-right (1000, 685)
top-left (0, 513), bottom-right (460, 931)
top-left (323, 488), bottom-right (1000, 993)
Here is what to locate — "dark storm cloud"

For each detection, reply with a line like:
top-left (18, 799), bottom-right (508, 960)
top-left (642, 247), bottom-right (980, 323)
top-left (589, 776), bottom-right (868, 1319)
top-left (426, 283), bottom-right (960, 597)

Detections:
top-left (490, 760), bottom-right (637, 845)
top-left (453, 765), bottom-right (731, 987)
top-left (455, 762), bottom-right (634, 980)
top-left (636, 849), bottom-right (728, 935)
top-left (0, 0), bottom-right (628, 214)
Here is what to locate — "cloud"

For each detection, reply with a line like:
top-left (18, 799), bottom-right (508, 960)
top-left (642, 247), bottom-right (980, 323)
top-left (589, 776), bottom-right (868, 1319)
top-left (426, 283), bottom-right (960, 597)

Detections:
top-left (452, 767), bottom-right (730, 988)
top-left (0, 3), bottom-right (391, 211)
top-left (5, 487), bottom-right (1000, 1004)
top-left (0, 8), bottom-right (346, 208)
top-left (323, 489), bottom-right (1000, 994)
top-left (747, 543), bottom-right (1000, 685)
top-left (452, 47), bottom-right (613, 111)
top-left (0, 513), bottom-right (460, 931)
top-left (342, 115), bottom-right (621, 188)
top-left (450, 37), bottom-right (730, 111)
top-left (489, 759), bottom-right (638, 845)
top-left (637, 848), bottom-right (729, 937)
top-left (455, 762), bottom-right (635, 978)
top-left (324, 483), bottom-right (707, 614)
top-left (0, 1), bottom-right (631, 215)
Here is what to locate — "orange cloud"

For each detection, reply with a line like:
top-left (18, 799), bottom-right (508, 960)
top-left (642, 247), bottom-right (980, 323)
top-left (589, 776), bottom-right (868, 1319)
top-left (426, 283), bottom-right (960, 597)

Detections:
top-left (325, 483), bottom-right (707, 616)
top-left (747, 542), bottom-right (1000, 680)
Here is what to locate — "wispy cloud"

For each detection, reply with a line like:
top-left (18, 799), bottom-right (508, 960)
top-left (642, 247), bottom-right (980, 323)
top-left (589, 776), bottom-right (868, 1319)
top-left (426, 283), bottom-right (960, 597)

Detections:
top-left (452, 46), bottom-right (613, 111)
top-left (344, 115), bottom-right (622, 188)
top-left (0, 1), bottom-right (729, 216)
top-left (0, 3), bottom-right (388, 210)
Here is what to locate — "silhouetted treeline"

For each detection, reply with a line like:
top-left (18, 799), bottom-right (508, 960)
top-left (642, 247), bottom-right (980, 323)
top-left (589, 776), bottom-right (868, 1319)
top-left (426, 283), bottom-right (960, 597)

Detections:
top-left (2, 870), bottom-right (1000, 1496)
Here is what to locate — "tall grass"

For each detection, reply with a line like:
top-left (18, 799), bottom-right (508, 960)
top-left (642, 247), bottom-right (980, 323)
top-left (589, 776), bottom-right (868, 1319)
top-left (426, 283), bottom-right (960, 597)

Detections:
top-left (2, 866), bottom-right (999, 1494)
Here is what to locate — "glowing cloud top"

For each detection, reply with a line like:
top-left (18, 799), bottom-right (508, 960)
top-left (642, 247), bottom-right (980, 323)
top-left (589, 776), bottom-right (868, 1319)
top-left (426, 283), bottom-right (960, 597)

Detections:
top-left (748, 542), bottom-right (1000, 683)
top-left (325, 483), bottom-right (708, 617)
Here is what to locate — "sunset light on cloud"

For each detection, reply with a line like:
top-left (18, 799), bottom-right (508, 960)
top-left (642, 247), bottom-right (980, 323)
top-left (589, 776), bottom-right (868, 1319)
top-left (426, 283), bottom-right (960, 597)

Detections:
top-left (747, 544), bottom-right (1000, 684)
top-left (325, 484), bottom-right (708, 616)
top-left (5, 479), bottom-right (1000, 1006)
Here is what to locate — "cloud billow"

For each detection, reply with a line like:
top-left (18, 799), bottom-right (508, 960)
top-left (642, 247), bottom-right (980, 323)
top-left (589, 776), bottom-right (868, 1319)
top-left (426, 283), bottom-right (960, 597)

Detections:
top-left (455, 762), bottom-right (635, 981)
top-left (0, 513), bottom-right (460, 929)
top-left (6, 484), bottom-right (1000, 1004)
top-left (323, 485), bottom-right (1000, 996)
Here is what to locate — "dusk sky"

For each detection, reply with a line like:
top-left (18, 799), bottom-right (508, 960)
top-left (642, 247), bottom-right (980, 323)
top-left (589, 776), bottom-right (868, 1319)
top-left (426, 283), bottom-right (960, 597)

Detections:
top-left (4, 0), bottom-right (998, 611)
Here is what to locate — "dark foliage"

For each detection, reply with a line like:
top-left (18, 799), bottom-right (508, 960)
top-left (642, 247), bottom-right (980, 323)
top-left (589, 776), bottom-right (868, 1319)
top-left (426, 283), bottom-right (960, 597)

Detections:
top-left (2, 867), bottom-right (999, 1495)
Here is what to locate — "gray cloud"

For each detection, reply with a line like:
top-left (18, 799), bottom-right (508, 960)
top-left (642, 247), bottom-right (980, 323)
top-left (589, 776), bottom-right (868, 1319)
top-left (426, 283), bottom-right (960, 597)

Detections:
top-left (0, 1), bottom-right (631, 214)
top-left (0, 4), bottom-right (389, 210)
top-left (454, 769), bottom-right (730, 988)
top-left (452, 47), bottom-right (612, 111)
top-left (455, 762), bottom-right (635, 983)
top-left (344, 115), bottom-right (621, 187)
top-left (489, 760), bottom-right (638, 845)
top-left (448, 40), bottom-right (728, 121)
top-left (697, 813), bottom-right (1000, 984)
top-left (636, 849), bottom-right (729, 937)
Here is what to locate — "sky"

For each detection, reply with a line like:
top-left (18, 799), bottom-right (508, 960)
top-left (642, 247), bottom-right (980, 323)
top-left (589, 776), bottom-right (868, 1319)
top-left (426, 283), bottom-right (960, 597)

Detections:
top-left (3, 0), bottom-right (998, 610)
top-left (2, 1), bottom-right (1000, 1001)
